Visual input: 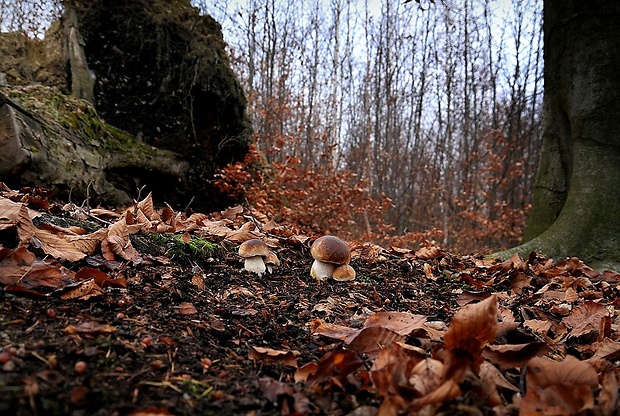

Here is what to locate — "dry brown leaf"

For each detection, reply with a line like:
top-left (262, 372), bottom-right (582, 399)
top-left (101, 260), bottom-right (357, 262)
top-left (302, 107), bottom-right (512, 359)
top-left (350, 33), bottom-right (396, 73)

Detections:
top-left (523, 319), bottom-right (553, 337)
top-left (220, 205), bottom-right (243, 220)
top-left (88, 208), bottom-right (120, 220)
top-left (59, 279), bottom-right (104, 300)
top-left (370, 343), bottom-right (425, 414)
top-left (0, 247), bottom-right (74, 289)
top-left (103, 216), bottom-right (142, 263)
top-left (562, 301), bottom-right (609, 341)
top-left (225, 221), bottom-right (261, 243)
top-left (415, 245), bottom-right (444, 260)
top-left (444, 294), bottom-right (498, 352)
top-left (191, 273), bottom-right (206, 291)
top-left (178, 302), bottom-right (198, 315)
top-left (127, 408), bottom-right (174, 416)
top-left (16, 203), bottom-right (35, 246)
top-left (249, 346), bottom-right (299, 368)
top-left (478, 361), bottom-right (516, 407)
top-left (407, 357), bottom-right (444, 395)
top-left (597, 371), bottom-right (620, 415)
top-left (32, 227), bottom-right (105, 262)
top-left (0, 196), bottom-right (40, 221)
top-left (258, 377), bottom-right (311, 415)
top-left (423, 262), bottom-right (435, 280)
top-left (134, 208), bottom-right (153, 230)
top-left (590, 338), bottom-right (620, 362)
top-left (258, 376), bottom-right (294, 402)
top-left (136, 192), bottom-right (154, 220)
top-left (483, 342), bottom-right (548, 369)
top-left (312, 321), bottom-right (359, 342)
top-left (519, 356), bottom-right (599, 415)
top-left (64, 321), bottom-right (116, 335)
top-left (456, 290), bottom-right (491, 307)
top-left (509, 271), bottom-right (532, 294)
top-left (479, 361), bottom-right (519, 392)
top-left (443, 294), bottom-right (498, 380)
top-left (362, 311), bottom-right (427, 337)
top-left (410, 379), bottom-right (461, 410)
top-left (197, 219), bottom-right (235, 238)
top-left (161, 205), bottom-right (175, 225)
top-left (295, 348), bottom-right (364, 386)
top-left (347, 327), bottom-right (404, 356)
top-left (75, 267), bottom-right (126, 288)
top-left (294, 362), bottom-right (318, 384)
top-left (388, 246), bottom-right (412, 256)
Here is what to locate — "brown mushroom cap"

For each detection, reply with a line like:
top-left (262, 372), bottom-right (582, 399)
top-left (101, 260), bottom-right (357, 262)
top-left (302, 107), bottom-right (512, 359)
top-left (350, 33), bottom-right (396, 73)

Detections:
top-left (238, 239), bottom-right (269, 258)
top-left (332, 264), bottom-right (356, 281)
top-left (265, 251), bottom-right (280, 267)
top-left (310, 235), bottom-right (351, 265)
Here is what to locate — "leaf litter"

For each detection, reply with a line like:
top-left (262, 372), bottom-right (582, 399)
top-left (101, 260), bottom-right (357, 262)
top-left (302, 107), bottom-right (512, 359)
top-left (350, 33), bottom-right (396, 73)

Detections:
top-left (0, 184), bottom-right (619, 415)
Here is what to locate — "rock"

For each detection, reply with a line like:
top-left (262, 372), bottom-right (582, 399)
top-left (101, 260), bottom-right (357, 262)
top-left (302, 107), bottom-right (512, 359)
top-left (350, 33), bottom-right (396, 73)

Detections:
top-left (0, 1), bottom-right (251, 211)
top-left (71, 0), bottom-right (252, 210)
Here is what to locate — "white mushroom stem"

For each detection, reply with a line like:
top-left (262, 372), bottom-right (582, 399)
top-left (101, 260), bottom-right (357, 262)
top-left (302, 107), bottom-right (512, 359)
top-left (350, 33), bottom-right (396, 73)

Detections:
top-left (244, 256), bottom-right (266, 275)
top-left (310, 260), bottom-right (335, 280)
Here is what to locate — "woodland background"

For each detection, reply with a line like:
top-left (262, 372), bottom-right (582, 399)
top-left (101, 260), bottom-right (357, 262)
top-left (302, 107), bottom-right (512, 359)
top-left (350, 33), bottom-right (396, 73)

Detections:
top-left (0, 0), bottom-right (544, 254)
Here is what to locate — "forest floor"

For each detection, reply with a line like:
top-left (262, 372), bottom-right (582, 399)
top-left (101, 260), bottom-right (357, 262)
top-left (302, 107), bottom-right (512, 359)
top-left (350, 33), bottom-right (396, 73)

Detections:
top-left (1, 187), bottom-right (619, 416)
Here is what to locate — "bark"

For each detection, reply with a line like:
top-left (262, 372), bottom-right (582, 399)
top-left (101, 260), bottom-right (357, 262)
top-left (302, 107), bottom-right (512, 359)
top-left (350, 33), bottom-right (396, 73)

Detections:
top-left (497, 0), bottom-right (620, 271)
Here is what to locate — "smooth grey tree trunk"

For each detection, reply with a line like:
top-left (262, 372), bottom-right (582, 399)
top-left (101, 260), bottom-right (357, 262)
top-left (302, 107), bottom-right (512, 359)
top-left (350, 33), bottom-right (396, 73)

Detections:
top-left (497, 0), bottom-right (620, 271)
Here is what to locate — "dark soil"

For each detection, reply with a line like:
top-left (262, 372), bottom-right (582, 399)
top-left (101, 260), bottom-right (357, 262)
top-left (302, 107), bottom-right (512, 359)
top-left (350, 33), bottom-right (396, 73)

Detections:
top-left (0, 232), bottom-right (466, 416)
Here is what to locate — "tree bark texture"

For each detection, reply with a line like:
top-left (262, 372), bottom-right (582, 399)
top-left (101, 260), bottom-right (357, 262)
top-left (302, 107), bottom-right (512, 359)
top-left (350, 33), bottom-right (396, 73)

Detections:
top-left (500, 0), bottom-right (620, 271)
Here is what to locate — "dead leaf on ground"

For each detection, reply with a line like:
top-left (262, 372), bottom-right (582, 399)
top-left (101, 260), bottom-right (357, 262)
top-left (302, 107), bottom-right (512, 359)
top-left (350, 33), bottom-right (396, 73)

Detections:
top-left (519, 355), bottom-right (598, 415)
top-left (178, 302), bottom-right (198, 315)
top-left (64, 321), bottom-right (116, 336)
top-left (442, 294), bottom-right (498, 380)
top-left (249, 346), bottom-right (299, 368)
top-left (483, 342), bottom-right (548, 369)
top-left (59, 279), bottom-right (104, 300)
top-left (0, 247), bottom-right (74, 289)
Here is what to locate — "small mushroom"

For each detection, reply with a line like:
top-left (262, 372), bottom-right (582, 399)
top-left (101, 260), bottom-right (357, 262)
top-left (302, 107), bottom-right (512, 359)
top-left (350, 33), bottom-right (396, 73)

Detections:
top-left (265, 251), bottom-right (280, 273)
top-left (238, 239), bottom-right (269, 275)
top-left (310, 235), bottom-right (354, 280)
top-left (332, 264), bottom-right (356, 281)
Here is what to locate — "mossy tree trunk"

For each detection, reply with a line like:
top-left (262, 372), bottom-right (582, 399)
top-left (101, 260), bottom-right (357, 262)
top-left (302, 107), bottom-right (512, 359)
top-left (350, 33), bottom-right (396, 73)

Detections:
top-left (497, 0), bottom-right (620, 271)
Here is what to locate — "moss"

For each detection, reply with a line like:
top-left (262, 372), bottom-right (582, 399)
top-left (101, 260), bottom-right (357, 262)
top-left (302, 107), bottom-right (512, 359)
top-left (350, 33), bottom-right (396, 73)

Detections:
top-left (3, 85), bottom-right (168, 159)
top-left (142, 233), bottom-right (226, 264)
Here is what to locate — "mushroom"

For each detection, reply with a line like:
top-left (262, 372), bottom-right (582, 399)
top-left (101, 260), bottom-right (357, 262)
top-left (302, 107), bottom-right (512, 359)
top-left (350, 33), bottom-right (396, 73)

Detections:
top-left (265, 251), bottom-right (280, 273)
top-left (332, 264), bottom-right (356, 281)
top-left (238, 239), bottom-right (269, 275)
top-left (310, 235), bottom-right (353, 280)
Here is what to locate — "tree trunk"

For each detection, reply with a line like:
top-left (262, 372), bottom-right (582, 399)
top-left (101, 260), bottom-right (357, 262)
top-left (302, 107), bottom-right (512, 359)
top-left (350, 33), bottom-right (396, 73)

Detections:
top-left (497, 0), bottom-right (620, 271)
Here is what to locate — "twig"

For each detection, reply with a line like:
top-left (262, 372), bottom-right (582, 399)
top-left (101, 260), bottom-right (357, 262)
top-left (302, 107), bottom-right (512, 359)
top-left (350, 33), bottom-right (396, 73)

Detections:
top-left (242, 197), bottom-right (263, 233)
top-left (184, 195), bottom-right (196, 213)
top-left (80, 180), bottom-right (96, 212)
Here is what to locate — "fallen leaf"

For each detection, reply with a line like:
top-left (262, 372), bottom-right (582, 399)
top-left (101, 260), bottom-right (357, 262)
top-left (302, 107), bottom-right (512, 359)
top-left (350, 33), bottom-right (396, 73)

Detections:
top-left (519, 356), bottom-right (598, 415)
top-left (347, 326), bottom-right (404, 356)
top-left (562, 301), bottom-right (609, 341)
top-left (443, 294), bottom-right (498, 380)
top-left (483, 342), bottom-right (547, 369)
top-left (249, 346), bottom-right (299, 368)
top-left (59, 279), bottom-right (104, 300)
top-left (178, 302), bottom-right (198, 315)
top-left (75, 267), bottom-right (126, 288)
top-left (362, 311), bottom-right (427, 337)
top-left (64, 321), bottom-right (116, 335)
top-left (0, 247), bottom-right (74, 289)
